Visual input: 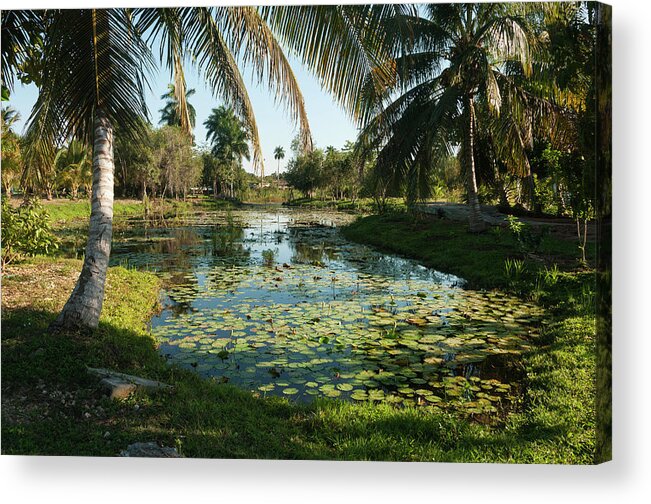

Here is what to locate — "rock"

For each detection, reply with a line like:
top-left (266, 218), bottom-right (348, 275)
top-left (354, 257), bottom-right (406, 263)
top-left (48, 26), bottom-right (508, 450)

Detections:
top-left (120, 442), bottom-right (181, 458)
top-left (99, 378), bottom-right (138, 400)
top-left (87, 367), bottom-right (172, 400)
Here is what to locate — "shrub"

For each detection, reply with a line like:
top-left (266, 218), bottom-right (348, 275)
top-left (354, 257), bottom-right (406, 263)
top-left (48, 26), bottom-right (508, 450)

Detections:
top-left (1, 198), bottom-right (58, 269)
top-left (506, 215), bottom-right (547, 254)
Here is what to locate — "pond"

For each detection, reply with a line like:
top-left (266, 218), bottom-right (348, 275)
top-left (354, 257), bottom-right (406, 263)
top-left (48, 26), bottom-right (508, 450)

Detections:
top-left (110, 206), bottom-right (542, 419)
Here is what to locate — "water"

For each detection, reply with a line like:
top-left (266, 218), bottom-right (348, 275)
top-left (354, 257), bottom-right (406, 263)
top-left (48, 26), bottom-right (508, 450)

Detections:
top-left (110, 206), bottom-right (542, 417)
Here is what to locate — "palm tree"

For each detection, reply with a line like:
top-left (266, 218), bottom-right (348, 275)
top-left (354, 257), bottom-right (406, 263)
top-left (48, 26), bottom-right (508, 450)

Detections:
top-left (1, 106), bottom-right (21, 129)
top-left (204, 105), bottom-right (250, 198)
top-left (18, 9), bottom-right (156, 329)
top-left (5, 5), bottom-right (414, 330)
top-left (54, 140), bottom-right (92, 199)
top-left (356, 3), bottom-right (567, 231)
top-left (273, 146), bottom-right (285, 181)
top-left (159, 83), bottom-right (196, 129)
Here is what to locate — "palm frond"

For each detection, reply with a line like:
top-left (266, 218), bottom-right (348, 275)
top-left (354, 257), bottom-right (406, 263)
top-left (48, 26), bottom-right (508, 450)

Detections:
top-left (1, 10), bottom-right (43, 92)
top-left (24, 9), bottom-right (154, 159)
top-left (262, 4), bottom-right (417, 122)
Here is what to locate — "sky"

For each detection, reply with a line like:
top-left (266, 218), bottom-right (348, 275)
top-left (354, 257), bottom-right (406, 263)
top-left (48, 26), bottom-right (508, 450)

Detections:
top-left (6, 45), bottom-right (360, 176)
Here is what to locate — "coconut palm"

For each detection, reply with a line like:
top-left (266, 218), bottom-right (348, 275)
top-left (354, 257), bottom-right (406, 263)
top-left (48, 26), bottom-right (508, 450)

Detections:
top-left (273, 146), bottom-right (285, 180)
top-left (1, 10), bottom-right (44, 96)
top-left (159, 83), bottom-right (197, 129)
top-left (357, 3), bottom-right (568, 231)
top-left (1, 106), bottom-right (21, 128)
top-left (204, 105), bottom-right (250, 198)
top-left (17, 9), bottom-right (156, 328)
top-left (7, 5), bottom-right (414, 330)
top-left (54, 140), bottom-right (92, 199)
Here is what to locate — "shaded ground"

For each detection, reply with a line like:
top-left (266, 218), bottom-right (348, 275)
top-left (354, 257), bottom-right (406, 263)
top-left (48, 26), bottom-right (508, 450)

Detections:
top-left (416, 202), bottom-right (596, 241)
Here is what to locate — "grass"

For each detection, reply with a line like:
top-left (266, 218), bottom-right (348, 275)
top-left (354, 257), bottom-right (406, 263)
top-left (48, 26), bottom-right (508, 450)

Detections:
top-left (43, 196), bottom-right (238, 229)
top-left (284, 197), bottom-right (408, 214)
top-left (342, 212), bottom-right (593, 289)
top-left (1, 209), bottom-right (601, 463)
top-left (44, 198), bottom-right (145, 225)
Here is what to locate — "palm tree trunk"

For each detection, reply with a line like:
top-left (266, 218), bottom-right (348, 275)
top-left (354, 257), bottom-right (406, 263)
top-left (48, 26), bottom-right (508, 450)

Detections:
top-left (492, 160), bottom-right (510, 210)
top-left (50, 110), bottom-right (114, 331)
top-left (464, 95), bottom-right (485, 232)
top-left (525, 170), bottom-right (541, 214)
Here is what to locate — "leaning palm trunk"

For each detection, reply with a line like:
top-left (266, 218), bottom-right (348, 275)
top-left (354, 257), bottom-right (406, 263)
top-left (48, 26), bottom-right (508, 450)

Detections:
top-left (51, 111), bottom-right (114, 330)
top-left (465, 96), bottom-right (485, 232)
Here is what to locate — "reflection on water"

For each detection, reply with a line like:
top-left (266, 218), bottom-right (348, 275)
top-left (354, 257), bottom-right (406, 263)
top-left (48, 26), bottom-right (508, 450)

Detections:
top-left (110, 207), bottom-right (540, 418)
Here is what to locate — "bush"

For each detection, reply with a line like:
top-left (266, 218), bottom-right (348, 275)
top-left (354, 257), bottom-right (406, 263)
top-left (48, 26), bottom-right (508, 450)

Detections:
top-left (506, 215), bottom-right (547, 254)
top-left (1, 198), bottom-right (58, 269)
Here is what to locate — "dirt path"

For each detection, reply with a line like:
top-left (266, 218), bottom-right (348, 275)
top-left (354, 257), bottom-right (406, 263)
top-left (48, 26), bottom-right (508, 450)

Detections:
top-left (415, 202), bottom-right (595, 240)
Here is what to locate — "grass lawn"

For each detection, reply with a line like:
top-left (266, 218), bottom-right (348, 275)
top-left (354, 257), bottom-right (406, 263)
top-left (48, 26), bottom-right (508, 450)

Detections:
top-left (1, 210), bottom-right (600, 463)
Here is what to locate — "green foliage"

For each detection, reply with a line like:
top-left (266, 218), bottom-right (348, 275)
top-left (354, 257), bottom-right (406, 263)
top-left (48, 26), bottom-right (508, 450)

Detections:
top-left (54, 139), bottom-right (92, 198)
top-left (261, 249), bottom-right (276, 267)
top-left (203, 106), bottom-right (251, 199)
top-left (504, 258), bottom-right (526, 290)
top-left (284, 141), bottom-right (365, 203)
top-left (1, 198), bottom-right (58, 268)
top-left (506, 215), bottom-right (547, 254)
top-left (273, 145), bottom-right (285, 179)
top-left (153, 126), bottom-right (202, 199)
top-left (1, 107), bottom-right (23, 194)
top-left (285, 148), bottom-right (325, 198)
top-left (530, 143), bottom-right (593, 218)
top-left (115, 123), bottom-right (201, 201)
top-left (159, 84), bottom-right (196, 129)
top-left (114, 123), bottom-right (157, 198)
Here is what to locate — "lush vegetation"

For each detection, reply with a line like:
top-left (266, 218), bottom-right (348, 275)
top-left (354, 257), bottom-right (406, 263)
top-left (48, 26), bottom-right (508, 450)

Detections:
top-left (1, 198), bottom-right (58, 269)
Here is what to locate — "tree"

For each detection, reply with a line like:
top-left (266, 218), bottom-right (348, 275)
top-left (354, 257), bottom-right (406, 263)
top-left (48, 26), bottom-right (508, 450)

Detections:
top-left (159, 83), bottom-right (196, 130)
top-left (0, 106), bottom-right (22, 195)
top-left (273, 146), bottom-right (285, 181)
top-left (54, 140), bottom-right (91, 199)
top-left (204, 106), bottom-right (250, 198)
top-left (285, 149), bottom-right (324, 198)
top-left (16, 9), bottom-right (156, 329)
top-left (357, 3), bottom-right (567, 231)
top-left (114, 122), bottom-right (157, 200)
top-left (154, 125), bottom-right (201, 200)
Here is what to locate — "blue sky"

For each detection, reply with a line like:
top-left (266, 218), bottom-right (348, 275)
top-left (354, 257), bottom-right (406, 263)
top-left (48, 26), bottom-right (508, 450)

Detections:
top-left (7, 50), bottom-right (359, 176)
